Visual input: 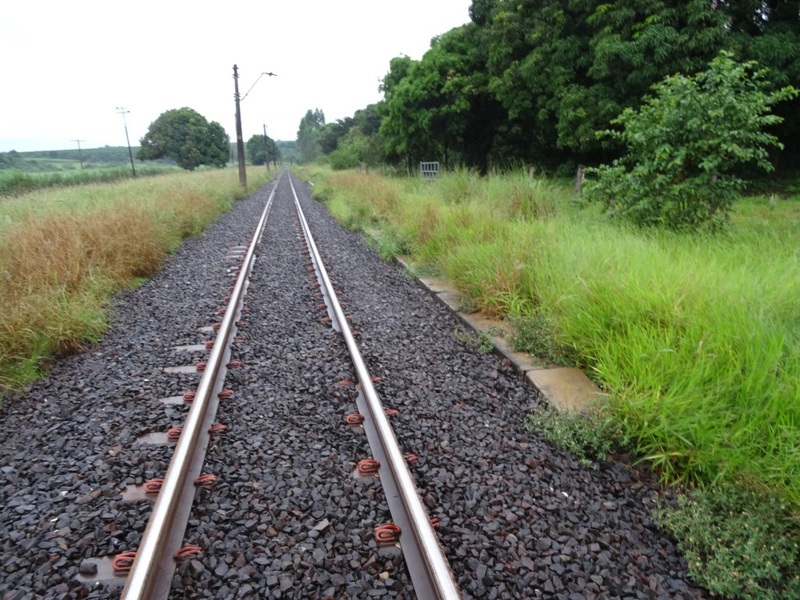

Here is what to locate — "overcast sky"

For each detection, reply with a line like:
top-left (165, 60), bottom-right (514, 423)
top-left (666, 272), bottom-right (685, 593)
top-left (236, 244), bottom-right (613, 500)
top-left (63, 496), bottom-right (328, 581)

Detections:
top-left (0, 0), bottom-right (472, 152)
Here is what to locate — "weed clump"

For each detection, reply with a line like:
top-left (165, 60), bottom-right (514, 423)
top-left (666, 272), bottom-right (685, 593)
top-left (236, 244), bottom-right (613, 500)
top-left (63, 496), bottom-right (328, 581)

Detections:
top-left (527, 406), bottom-right (625, 467)
top-left (659, 485), bottom-right (800, 599)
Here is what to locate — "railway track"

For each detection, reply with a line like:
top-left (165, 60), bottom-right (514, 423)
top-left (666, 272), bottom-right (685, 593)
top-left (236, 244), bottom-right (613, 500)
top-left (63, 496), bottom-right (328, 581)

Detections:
top-left (99, 171), bottom-right (460, 599)
top-left (0, 169), bottom-right (707, 600)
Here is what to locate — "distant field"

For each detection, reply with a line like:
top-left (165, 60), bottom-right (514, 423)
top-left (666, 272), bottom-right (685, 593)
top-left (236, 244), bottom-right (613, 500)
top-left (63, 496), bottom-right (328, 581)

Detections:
top-left (20, 157), bottom-right (79, 170)
top-left (0, 165), bottom-right (181, 196)
top-left (0, 166), bottom-right (271, 396)
top-left (0, 146), bottom-right (149, 171)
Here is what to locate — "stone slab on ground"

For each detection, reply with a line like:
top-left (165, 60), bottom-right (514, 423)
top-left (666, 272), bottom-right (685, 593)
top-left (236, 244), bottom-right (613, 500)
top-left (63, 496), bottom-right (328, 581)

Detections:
top-left (401, 257), bottom-right (600, 413)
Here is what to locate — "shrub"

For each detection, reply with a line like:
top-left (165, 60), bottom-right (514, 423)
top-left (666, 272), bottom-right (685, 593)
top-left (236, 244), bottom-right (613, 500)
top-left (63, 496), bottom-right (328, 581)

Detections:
top-left (585, 52), bottom-right (797, 230)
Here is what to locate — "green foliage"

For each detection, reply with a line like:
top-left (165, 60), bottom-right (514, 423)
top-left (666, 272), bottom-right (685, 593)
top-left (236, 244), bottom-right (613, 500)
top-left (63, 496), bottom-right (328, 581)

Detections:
top-left (276, 140), bottom-right (298, 164)
top-left (510, 309), bottom-right (568, 365)
top-left (138, 107), bottom-right (230, 170)
top-left (246, 134), bottom-right (278, 166)
top-left (296, 108), bottom-right (325, 164)
top-left (329, 129), bottom-right (372, 170)
top-left (380, 24), bottom-right (501, 173)
top-left (659, 485), bottom-right (800, 599)
top-left (370, 0), bottom-right (800, 171)
top-left (528, 406), bottom-right (625, 467)
top-left (452, 326), bottom-right (495, 355)
top-left (317, 104), bottom-right (385, 168)
top-left (585, 53), bottom-right (798, 229)
top-left (319, 118), bottom-right (355, 155)
top-left (307, 166), bottom-right (800, 595)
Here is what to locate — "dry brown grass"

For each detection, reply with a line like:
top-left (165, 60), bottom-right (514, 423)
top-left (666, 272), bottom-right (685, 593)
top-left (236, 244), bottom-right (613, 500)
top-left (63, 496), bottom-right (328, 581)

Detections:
top-left (0, 167), bottom-right (269, 394)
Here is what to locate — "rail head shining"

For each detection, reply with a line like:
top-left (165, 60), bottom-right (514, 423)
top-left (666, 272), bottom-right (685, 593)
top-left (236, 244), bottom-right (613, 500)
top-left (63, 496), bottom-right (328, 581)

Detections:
top-left (120, 176), bottom-right (281, 599)
top-left (288, 176), bottom-right (461, 599)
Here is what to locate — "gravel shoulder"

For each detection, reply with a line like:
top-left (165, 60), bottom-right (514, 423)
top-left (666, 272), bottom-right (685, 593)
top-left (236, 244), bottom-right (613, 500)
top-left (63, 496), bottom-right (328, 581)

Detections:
top-left (0, 172), bottom-right (706, 600)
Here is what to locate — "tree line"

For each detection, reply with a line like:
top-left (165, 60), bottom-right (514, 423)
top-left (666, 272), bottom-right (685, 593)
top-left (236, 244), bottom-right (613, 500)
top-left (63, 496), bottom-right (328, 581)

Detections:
top-left (297, 0), bottom-right (800, 175)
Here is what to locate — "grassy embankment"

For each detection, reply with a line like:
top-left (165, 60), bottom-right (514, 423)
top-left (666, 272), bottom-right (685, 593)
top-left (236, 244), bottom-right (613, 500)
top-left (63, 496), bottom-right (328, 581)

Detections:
top-left (297, 165), bottom-right (800, 598)
top-left (0, 167), bottom-right (270, 395)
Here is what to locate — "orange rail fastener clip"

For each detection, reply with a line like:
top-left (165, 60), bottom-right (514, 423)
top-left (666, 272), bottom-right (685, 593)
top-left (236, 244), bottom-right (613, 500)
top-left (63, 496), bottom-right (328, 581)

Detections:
top-left (174, 545), bottom-right (203, 561)
top-left (344, 413), bottom-right (365, 426)
top-left (374, 524), bottom-right (401, 544)
top-left (357, 459), bottom-right (381, 476)
top-left (112, 551), bottom-right (137, 574)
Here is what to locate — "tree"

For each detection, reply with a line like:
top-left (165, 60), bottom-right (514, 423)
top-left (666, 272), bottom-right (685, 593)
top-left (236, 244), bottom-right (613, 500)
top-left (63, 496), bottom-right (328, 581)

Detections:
top-left (471, 0), bottom-right (800, 170)
top-left (329, 128), bottom-right (370, 170)
top-left (318, 118), bottom-right (355, 155)
top-left (138, 107), bottom-right (229, 170)
top-left (247, 134), bottom-right (267, 165)
top-left (276, 140), bottom-right (297, 164)
top-left (585, 53), bottom-right (797, 230)
top-left (380, 25), bottom-right (502, 173)
top-left (246, 133), bottom-right (277, 166)
top-left (720, 0), bottom-right (800, 167)
top-left (296, 109), bottom-right (325, 164)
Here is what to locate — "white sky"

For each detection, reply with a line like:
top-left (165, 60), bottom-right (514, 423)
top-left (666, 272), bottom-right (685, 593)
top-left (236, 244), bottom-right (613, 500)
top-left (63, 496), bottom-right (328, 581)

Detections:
top-left (0, 0), bottom-right (472, 152)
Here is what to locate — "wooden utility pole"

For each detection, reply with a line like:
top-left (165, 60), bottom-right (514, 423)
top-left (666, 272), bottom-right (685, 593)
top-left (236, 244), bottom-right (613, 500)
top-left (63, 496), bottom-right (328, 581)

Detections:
top-left (116, 107), bottom-right (137, 177)
top-left (233, 65), bottom-right (247, 190)
top-left (71, 139), bottom-right (85, 169)
top-left (263, 124), bottom-right (270, 172)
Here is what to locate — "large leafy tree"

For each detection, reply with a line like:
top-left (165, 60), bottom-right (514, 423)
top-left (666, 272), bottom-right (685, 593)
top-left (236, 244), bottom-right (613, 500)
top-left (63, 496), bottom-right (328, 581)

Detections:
top-left (317, 104), bottom-right (386, 169)
top-left (318, 118), bottom-right (355, 155)
top-left (138, 107), bottom-right (229, 170)
top-left (380, 25), bottom-right (502, 173)
top-left (721, 0), bottom-right (800, 166)
top-left (378, 56), bottom-right (426, 170)
top-left (475, 0), bottom-right (800, 169)
top-left (246, 133), bottom-right (278, 166)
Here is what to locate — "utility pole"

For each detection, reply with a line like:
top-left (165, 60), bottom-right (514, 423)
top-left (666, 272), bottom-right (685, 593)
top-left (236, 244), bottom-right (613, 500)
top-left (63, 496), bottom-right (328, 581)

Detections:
top-left (71, 139), bottom-right (85, 169)
top-left (116, 107), bottom-right (137, 177)
top-left (233, 66), bottom-right (277, 190)
top-left (233, 65), bottom-right (247, 189)
top-left (263, 124), bottom-right (270, 172)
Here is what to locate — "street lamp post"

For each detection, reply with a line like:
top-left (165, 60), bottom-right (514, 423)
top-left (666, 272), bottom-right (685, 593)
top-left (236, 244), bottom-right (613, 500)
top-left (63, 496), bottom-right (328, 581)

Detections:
top-left (116, 107), bottom-right (137, 177)
top-left (232, 65), bottom-right (276, 190)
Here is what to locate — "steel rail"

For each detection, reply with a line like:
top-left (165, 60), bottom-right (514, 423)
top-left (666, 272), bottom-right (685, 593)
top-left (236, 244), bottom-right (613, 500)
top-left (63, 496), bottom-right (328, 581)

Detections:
top-left (288, 175), bottom-right (462, 599)
top-left (120, 174), bottom-right (282, 599)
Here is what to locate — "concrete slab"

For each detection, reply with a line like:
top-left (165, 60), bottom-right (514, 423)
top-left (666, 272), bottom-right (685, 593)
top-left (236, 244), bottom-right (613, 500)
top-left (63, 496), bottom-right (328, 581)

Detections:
top-left (526, 367), bottom-right (605, 414)
top-left (493, 339), bottom-right (549, 373)
top-left (437, 290), bottom-right (462, 311)
top-left (417, 277), bottom-right (452, 294)
top-left (397, 256), bottom-right (602, 413)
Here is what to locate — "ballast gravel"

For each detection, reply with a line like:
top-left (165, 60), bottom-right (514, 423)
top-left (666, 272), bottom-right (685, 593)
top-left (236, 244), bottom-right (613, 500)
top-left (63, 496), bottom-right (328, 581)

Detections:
top-left (0, 171), bottom-right (707, 600)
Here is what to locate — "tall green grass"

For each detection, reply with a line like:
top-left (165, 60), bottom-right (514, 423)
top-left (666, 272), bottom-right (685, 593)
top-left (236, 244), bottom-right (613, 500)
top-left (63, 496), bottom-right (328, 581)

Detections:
top-left (0, 165), bottom-right (180, 197)
top-left (0, 167), bottom-right (270, 395)
top-left (299, 165), bottom-right (800, 509)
